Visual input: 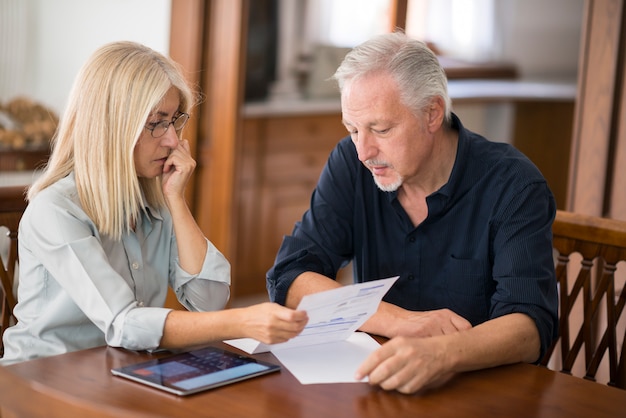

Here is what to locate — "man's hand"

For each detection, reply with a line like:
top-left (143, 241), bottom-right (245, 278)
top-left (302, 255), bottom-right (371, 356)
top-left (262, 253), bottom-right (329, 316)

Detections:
top-left (362, 303), bottom-right (472, 338)
top-left (391, 308), bottom-right (472, 337)
top-left (355, 336), bottom-right (455, 394)
top-left (356, 313), bottom-right (541, 394)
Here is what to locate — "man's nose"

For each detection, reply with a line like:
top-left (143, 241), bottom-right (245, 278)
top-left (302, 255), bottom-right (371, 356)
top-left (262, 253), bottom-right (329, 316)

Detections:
top-left (355, 131), bottom-right (377, 162)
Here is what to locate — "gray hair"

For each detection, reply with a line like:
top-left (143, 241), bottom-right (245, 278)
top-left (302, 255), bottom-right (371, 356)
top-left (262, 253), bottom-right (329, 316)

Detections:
top-left (332, 32), bottom-right (451, 126)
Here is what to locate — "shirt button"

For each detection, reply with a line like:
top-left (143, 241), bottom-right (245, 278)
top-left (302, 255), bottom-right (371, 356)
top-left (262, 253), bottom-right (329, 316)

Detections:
top-left (409, 236), bottom-right (416, 243)
top-left (407, 274), bottom-right (415, 281)
top-left (137, 301), bottom-right (144, 307)
top-left (132, 261), bottom-right (139, 270)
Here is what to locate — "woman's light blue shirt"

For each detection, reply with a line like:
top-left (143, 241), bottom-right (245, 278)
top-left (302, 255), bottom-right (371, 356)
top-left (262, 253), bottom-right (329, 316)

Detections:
top-left (1, 173), bottom-right (230, 364)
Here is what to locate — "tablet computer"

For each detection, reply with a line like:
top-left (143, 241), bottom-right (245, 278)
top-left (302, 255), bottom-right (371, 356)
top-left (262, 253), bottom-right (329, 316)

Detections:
top-left (111, 346), bottom-right (280, 396)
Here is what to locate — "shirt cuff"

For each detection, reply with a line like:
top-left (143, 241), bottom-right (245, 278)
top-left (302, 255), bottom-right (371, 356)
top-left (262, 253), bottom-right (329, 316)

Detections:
top-left (118, 306), bottom-right (172, 351)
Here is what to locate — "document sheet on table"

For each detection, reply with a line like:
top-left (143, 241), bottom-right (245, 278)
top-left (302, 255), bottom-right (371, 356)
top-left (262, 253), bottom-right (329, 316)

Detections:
top-left (224, 276), bottom-right (398, 384)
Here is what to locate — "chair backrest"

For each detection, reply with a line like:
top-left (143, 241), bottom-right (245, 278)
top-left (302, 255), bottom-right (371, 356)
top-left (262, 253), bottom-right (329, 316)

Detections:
top-left (541, 210), bottom-right (626, 389)
top-left (0, 185), bottom-right (28, 356)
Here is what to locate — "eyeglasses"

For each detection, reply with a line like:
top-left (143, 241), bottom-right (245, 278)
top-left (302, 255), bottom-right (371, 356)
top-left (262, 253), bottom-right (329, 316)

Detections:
top-left (144, 112), bottom-right (190, 138)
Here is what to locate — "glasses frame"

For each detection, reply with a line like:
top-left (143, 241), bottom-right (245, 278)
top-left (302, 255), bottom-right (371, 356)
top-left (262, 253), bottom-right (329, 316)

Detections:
top-left (144, 112), bottom-right (190, 138)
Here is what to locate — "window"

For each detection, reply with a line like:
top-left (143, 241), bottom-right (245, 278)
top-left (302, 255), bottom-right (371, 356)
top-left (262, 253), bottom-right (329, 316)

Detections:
top-left (304, 0), bottom-right (391, 49)
top-left (304, 0), bottom-right (495, 60)
top-left (406, 0), bottom-right (496, 61)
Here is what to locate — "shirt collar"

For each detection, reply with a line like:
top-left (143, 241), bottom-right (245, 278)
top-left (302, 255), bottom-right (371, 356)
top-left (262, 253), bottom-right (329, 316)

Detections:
top-left (423, 113), bottom-right (470, 218)
top-left (140, 190), bottom-right (164, 223)
top-left (436, 112), bottom-right (467, 198)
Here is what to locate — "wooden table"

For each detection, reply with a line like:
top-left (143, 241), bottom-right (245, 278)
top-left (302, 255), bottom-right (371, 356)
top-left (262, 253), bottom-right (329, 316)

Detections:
top-left (1, 342), bottom-right (625, 418)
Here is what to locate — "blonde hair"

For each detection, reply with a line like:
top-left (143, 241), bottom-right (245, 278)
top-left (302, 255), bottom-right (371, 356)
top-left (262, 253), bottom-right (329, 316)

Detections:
top-left (28, 41), bottom-right (196, 239)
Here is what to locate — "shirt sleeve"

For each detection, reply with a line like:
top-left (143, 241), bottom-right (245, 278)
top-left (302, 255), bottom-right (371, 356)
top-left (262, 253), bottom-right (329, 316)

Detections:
top-left (490, 176), bottom-right (558, 361)
top-left (170, 237), bottom-right (231, 312)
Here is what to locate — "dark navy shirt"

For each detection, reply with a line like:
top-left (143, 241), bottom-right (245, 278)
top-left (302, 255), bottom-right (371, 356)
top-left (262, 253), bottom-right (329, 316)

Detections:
top-left (267, 114), bottom-right (558, 359)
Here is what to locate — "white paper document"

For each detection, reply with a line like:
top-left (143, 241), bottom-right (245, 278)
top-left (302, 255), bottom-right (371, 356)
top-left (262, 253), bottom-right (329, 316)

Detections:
top-left (224, 276), bottom-right (398, 384)
top-left (273, 331), bottom-right (381, 384)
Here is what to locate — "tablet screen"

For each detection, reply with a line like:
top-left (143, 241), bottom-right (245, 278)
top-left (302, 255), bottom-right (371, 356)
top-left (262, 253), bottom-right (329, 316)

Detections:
top-left (111, 346), bottom-right (280, 396)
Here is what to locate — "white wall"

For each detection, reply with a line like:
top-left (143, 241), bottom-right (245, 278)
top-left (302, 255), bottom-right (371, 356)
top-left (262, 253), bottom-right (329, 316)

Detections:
top-left (0, 0), bottom-right (171, 115)
top-left (496, 0), bottom-right (584, 79)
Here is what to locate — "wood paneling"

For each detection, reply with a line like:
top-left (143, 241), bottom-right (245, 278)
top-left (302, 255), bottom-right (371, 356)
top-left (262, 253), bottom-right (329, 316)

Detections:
top-left (169, 0), bottom-right (206, 208)
top-left (193, 1), bottom-right (248, 264)
top-left (0, 150), bottom-right (48, 171)
top-left (390, 0), bottom-right (408, 31)
top-left (233, 114), bottom-right (347, 296)
top-left (567, 0), bottom-right (626, 217)
top-left (512, 101), bottom-right (575, 209)
top-left (608, 38), bottom-right (626, 217)
top-left (168, 0), bottom-right (249, 264)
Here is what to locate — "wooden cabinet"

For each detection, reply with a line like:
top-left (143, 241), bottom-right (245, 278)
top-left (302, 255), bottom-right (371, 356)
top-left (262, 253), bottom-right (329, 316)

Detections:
top-left (232, 110), bottom-right (347, 297)
top-left (0, 149), bottom-right (49, 171)
top-left (512, 100), bottom-right (575, 210)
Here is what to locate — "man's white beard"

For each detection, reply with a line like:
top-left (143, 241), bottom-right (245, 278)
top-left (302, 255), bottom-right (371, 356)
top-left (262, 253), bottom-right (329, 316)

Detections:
top-left (373, 172), bottom-right (403, 192)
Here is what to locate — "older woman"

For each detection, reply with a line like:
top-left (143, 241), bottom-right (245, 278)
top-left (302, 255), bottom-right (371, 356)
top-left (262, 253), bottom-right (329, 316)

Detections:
top-left (2, 41), bottom-right (307, 365)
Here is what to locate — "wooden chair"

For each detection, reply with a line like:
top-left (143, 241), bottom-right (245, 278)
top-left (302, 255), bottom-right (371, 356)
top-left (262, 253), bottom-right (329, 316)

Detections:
top-left (0, 186), bottom-right (28, 356)
top-left (541, 210), bottom-right (626, 389)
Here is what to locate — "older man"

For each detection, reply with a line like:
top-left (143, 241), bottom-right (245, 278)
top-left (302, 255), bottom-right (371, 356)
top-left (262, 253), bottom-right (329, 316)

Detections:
top-left (267, 32), bottom-right (558, 394)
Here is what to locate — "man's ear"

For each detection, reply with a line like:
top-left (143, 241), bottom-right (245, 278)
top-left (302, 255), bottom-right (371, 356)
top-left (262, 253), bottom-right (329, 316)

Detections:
top-left (426, 96), bottom-right (446, 133)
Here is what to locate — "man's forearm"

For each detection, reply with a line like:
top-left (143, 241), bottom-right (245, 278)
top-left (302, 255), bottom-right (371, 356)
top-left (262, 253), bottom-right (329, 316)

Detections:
top-left (285, 272), bottom-right (342, 308)
top-left (359, 301), bottom-right (411, 337)
top-left (442, 313), bottom-right (541, 372)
